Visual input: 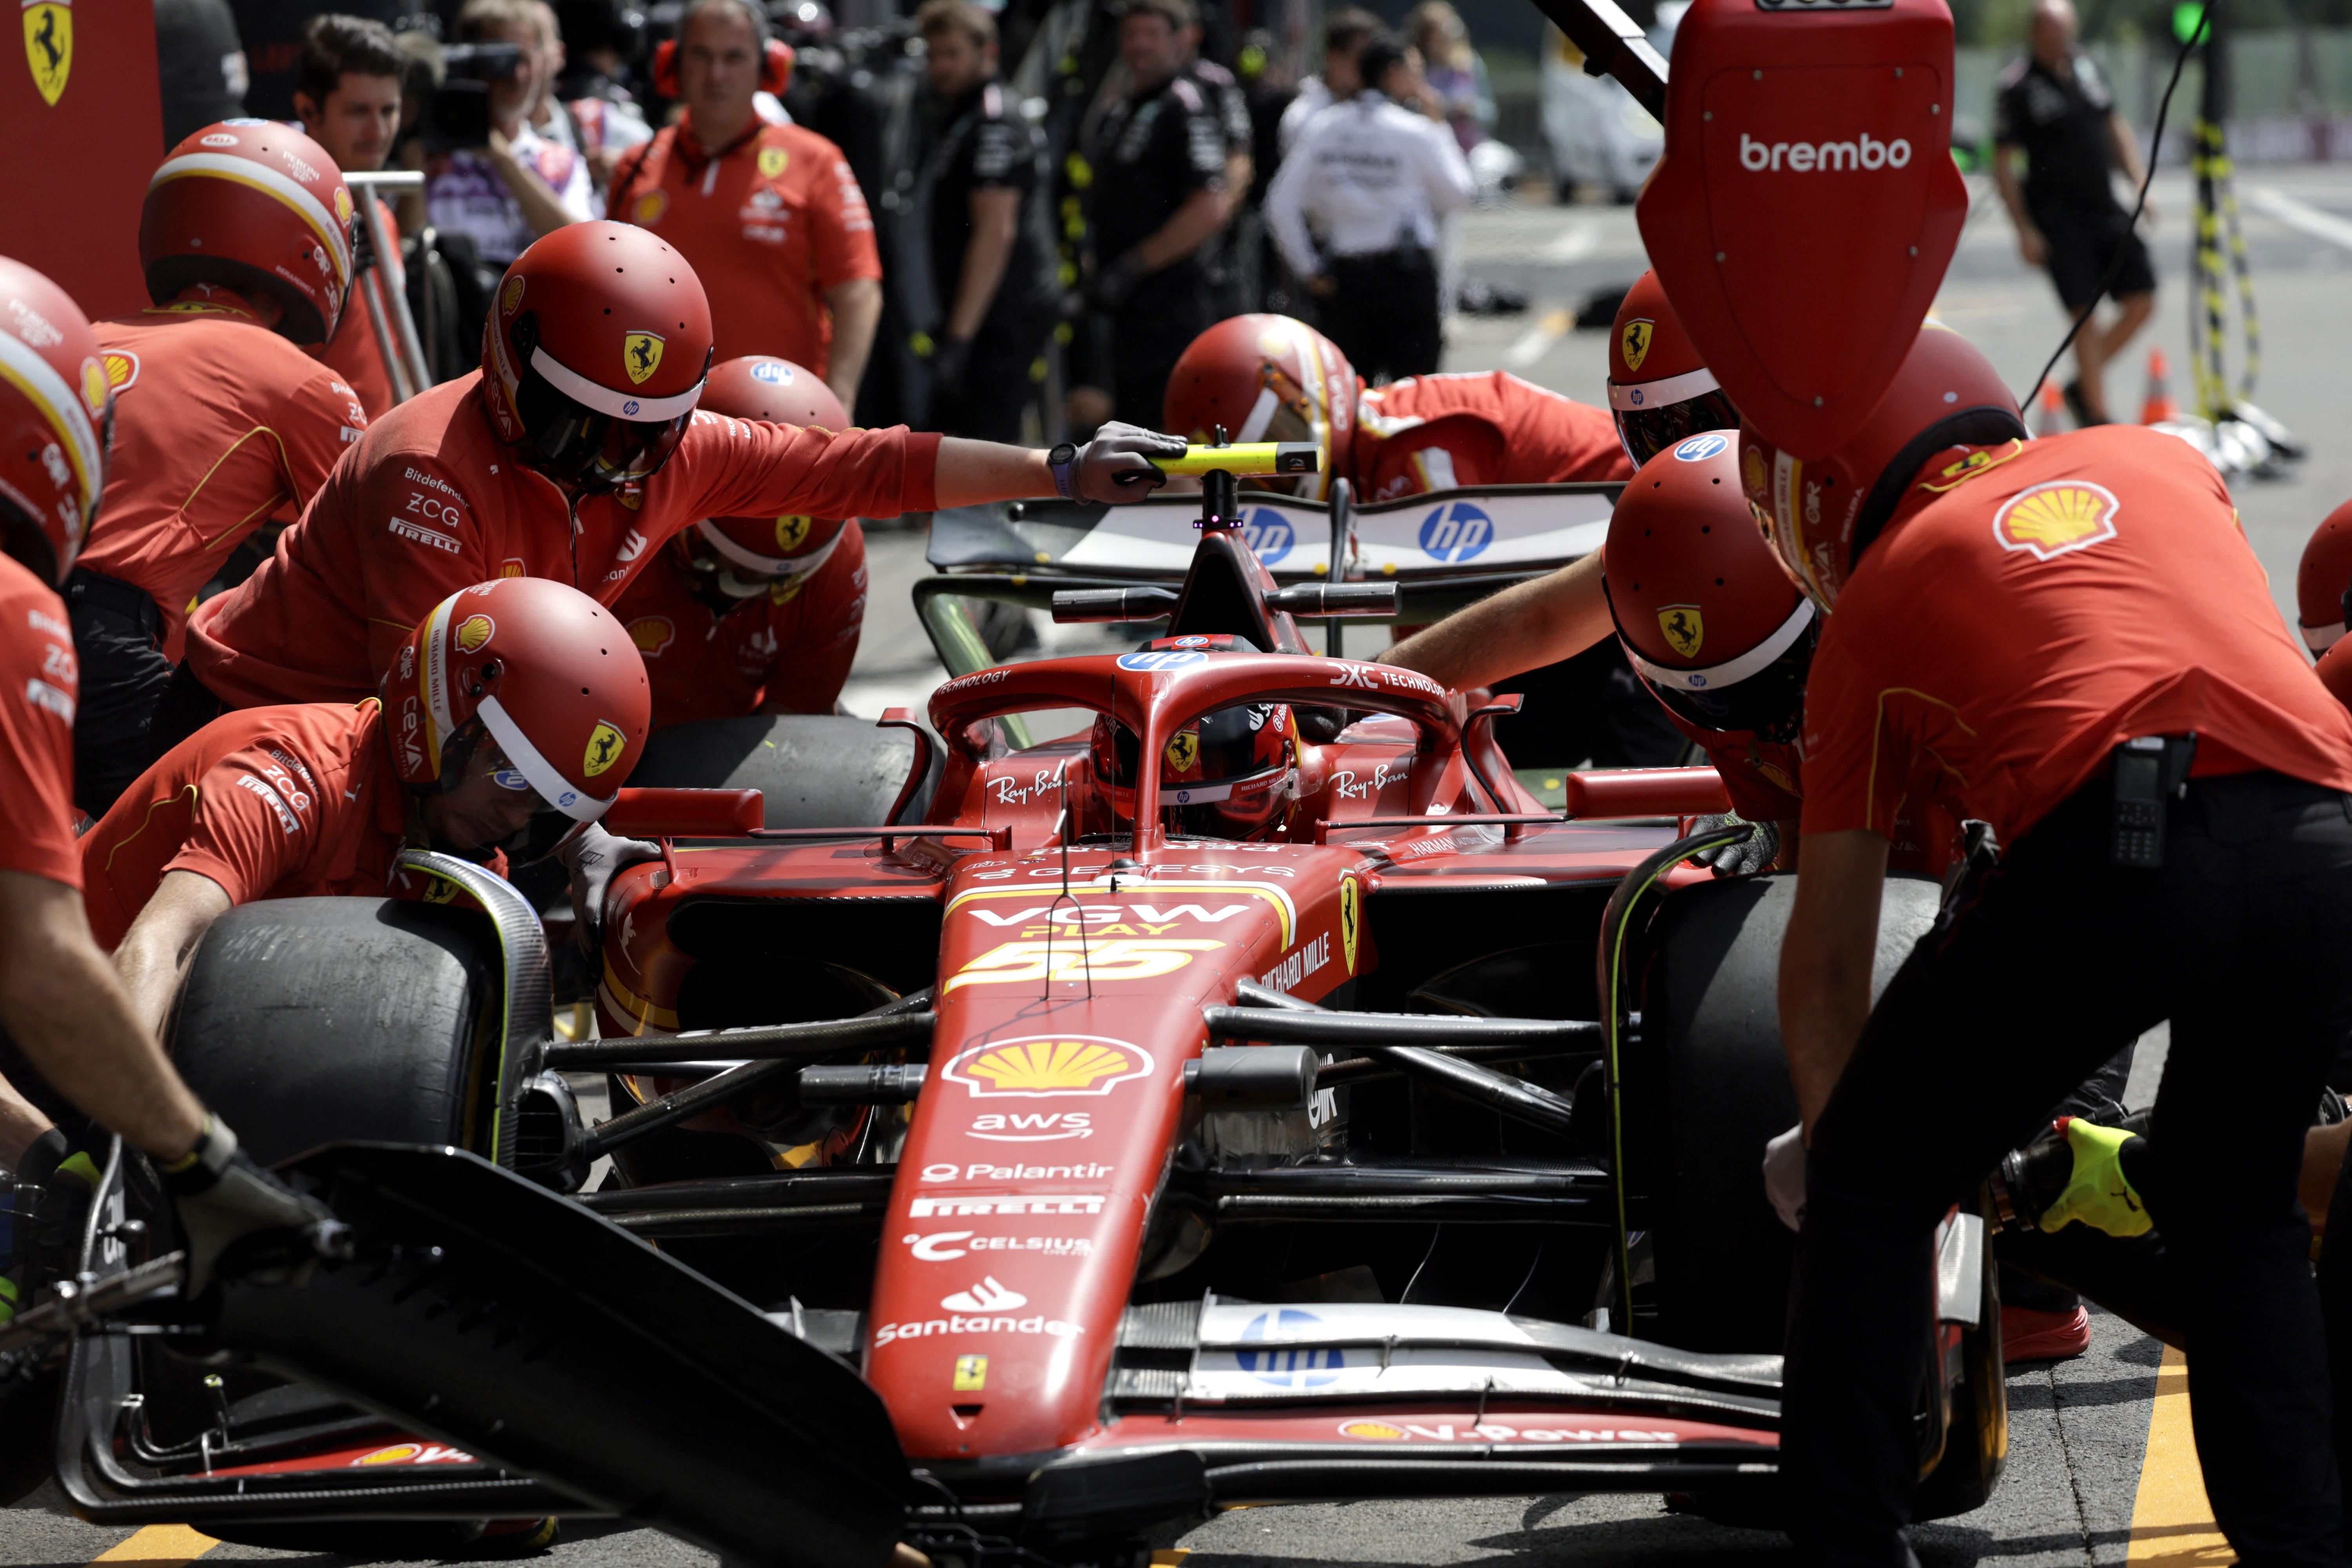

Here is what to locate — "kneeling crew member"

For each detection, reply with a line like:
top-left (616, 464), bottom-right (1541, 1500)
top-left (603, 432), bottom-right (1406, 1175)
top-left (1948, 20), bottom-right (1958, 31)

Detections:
top-left (87, 577), bottom-right (650, 1039)
top-left (0, 258), bottom-right (326, 1287)
top-left (1764, 324), bottom-right (2352, 1559)
top-left (610, 356), bottom-right (868, 726)
top-left (73, 122), bottom-right (373, 815)
top-left (164, 221), bottom-right (1181, 743)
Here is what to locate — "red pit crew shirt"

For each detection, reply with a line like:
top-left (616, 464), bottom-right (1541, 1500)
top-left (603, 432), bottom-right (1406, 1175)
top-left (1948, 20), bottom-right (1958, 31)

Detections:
top-left (0, 557), bottom-right (82, 889)
top-left (79, 303), bottom-right (369, 660)
top-left (79, 700), bottom-right (409, 953)
top-left (1351, 372), bottom-right (1630, 501)
top-left (1800, 426), bottom-right (2352, 849)
top-left (614, 523), bottom-right (869, 728)
top-left (609, 119), bottom-right (881, 376)
top-left (184, 373), bottom-right (938, 708)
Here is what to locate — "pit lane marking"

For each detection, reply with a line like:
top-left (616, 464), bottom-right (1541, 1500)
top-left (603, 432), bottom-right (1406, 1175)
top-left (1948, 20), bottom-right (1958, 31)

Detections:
top-left (2126, 1343), bottom-right (2224, 1561)
top-left (87, 1525), bottom-right (218, 1564)
top-left (1503, 307), bottom-right (1574, 371)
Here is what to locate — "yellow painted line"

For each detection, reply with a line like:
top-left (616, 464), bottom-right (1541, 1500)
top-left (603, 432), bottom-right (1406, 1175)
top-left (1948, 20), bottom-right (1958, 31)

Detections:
top-left (90, 1524), bottom-right (218, 1564)
top-left (1149, 1552), bottom-right (1193, 1566)
top-left (2127, 1344), bottom-right (2231, 1564)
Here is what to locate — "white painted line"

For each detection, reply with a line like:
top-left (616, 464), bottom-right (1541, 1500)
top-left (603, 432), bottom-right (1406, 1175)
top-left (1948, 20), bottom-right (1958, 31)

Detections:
top-left (1504, 306), bottom-right (1575, 370)
top-left (1541, 221), bottom-right (1599, 264)
top-left (2248, 185), bottom-right (2352, 252)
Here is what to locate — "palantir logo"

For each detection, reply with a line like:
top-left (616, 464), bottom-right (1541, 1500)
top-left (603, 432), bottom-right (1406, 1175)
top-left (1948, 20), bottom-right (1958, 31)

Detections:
top-left (1240, 507), bottom-right (1294, 566)
top-left (1418, 500), bottom-right (1492, 563)
top-left (1739, 130), bottom-right (1912, 173)
top-left (1236, 1308), bottom-right (1346, 1388)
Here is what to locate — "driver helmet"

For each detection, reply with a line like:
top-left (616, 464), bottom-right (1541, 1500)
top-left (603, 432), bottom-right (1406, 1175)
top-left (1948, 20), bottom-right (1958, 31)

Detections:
top-left (481, 220), bottom-right (714, 494)
top-left (1090, 691), bottom-right (1298, 839)
top-left (2297, 498), bottom-right (2352, 655)
top-left (142, 120), bottom-right (355, 345)
top-left (1163, 314), bottom-right (1356, 500)
top-left (1605, 431), bottom-right (1815, 742)
top-left (1608, 270), bottom-right (1740, 468)
top-left (384, 577), bottom-right (652, 862)
top-left (0, 259), bottom-right (111, 587)
top-left (680, 355), bottom-right (853, 598)
top-left (1740, 324), bottom-right (2026, 609)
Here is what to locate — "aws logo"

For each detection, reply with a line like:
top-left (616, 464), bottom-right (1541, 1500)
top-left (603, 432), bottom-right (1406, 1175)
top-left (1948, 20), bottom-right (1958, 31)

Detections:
top-left (940, 1035), bottom-right (1155, 1098)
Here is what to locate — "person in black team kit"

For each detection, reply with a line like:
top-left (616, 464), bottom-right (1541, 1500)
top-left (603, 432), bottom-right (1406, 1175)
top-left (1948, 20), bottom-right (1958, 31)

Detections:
top-left (1991, 0), bottom-right (2156, 427)
top-left (1080, 0), bottom-right (1230, 429)
top-left (908, 0), bottom-right (1056, 441)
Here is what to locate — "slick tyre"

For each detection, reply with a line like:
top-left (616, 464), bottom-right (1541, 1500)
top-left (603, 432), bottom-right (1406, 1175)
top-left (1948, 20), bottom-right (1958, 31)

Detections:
top-left (1628, 873), bottom-right (1942, 1354)
top-left (629, 714), bottom-right (942, 827)
top-left (168, 897), bottom-right (503, 1163)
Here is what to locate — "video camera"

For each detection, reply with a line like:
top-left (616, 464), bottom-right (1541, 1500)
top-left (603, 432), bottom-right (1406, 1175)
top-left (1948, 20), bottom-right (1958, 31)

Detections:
top-left (421, 40), bottom-right (526, 152)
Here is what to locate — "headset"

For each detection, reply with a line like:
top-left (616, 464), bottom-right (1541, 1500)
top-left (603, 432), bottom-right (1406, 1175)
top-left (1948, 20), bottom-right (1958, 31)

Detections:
top-left (652, 0), bottom-right (795, 98)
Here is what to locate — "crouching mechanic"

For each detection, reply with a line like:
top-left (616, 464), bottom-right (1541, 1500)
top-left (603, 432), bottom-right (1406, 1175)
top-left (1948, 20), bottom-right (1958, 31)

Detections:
top-left (1763, 323), bottom-right (2352, 1559)
top-left (0, 258), bottom-right (329, 1299)
top-left (610, 356), bottom-right (869, 726)
top-left (156, 220), bottom-right (1182, 747)
top-left (83, 577), bottom-right (650, 1040)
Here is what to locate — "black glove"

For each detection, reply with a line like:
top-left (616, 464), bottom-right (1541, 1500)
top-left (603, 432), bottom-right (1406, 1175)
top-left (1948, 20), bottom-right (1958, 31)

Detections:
top-left (929, 336), bottom-right (973, 402)
top-left (1691, 814), bottom-right (1781, 878)
top-left (161, 1118), bottom-right (341, 1296)
top-left (10, 1128), bottom-right (98, 1297)
top-left (1085, 250), bottom-right (1149, 313)
top-left (561, 823), bottom-right (664, 955)
top-left (1069, 421), bottom-right (1186, 505)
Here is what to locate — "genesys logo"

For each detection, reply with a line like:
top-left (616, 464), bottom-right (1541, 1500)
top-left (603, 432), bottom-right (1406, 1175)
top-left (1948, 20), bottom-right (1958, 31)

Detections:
top-left (1738, 131), bottom-right (1912, 173)
top-left (900, 1230), bottom-right (1098, 1261)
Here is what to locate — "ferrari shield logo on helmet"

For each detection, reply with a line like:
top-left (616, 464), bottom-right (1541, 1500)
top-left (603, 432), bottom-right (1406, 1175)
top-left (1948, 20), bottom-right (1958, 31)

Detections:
top-left (623, 331), bottom-right (664, 386)
top-left (23, 0), bottom-right (69, 105)
top-left (758, 146), bottom-right (789, 180)
top-left (775, 515), bottom-right (813, 552)
top-left (1338, 875), bottom-right (1361, 974)
top-left (1165, 729), bottom-right (1200, 774)
top-left (584, 720), bottom-right (627, 777)
top-left (1657, 605), bottom-right (1705, 659)
top-left (1619, 318), bottom-right (1653, 376)
top-left (1992, 481), bottom-right (2120, 562)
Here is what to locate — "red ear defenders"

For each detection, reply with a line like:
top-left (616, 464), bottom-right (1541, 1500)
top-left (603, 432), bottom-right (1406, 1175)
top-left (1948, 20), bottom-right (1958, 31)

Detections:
top-left (652, 33), bottom-right (794, 97)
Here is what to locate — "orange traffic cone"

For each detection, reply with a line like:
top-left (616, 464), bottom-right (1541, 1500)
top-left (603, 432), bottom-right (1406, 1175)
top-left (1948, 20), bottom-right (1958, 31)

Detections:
top-left (2033, 380), bottom-right (2066, 438)
top-left (2140, 347), bottom-right (2179, 424)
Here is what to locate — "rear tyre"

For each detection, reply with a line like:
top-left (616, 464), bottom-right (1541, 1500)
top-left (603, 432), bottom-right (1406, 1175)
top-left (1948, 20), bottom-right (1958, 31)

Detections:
top-left (630, 714), bottom-right (941, 827)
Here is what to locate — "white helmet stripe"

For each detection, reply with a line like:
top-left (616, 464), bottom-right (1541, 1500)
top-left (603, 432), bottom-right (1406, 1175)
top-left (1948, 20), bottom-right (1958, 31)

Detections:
top-left (1608, 364), bottom-right (1723, 412)
top-left (694, 517), bottom-right (844, 580)
top-left (148, 152), bottom-right (352, 289)
top-left (1234, 386), bottom-right (1281, 444)
top-left (1625, 597), bottom-right (1816, 693)
top-left (0, 330), bottom-right (101, 523)
top-left (478, 694), bottom-right (612, 823)
top-left (530, 345), bottom-right (704, 423)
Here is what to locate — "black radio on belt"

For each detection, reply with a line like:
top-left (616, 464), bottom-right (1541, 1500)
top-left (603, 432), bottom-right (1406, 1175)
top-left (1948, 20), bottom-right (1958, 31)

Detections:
top-left (2109, 733), bottom-right (2198, 869)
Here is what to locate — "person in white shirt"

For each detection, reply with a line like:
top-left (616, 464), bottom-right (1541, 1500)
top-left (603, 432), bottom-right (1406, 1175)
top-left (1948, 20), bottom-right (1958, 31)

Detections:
top-left (1264, 34), bottom-right (1473, 383)
top-left (1275, 6), bottom-right (1378, 156)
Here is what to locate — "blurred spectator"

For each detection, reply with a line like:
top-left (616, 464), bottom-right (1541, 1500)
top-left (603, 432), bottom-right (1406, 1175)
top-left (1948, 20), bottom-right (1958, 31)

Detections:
top-left (1234, 29), bottom-right (1298, 315)
top-left (1182, 18), bottom-right (1256, 319)
top-left (903, 0), bottom-right (1055, 441)
top-left (1407, 2), bottom-right (1492, 156)
top-left (554, 0), bottom-right (655, 190)
top-left (1266, 33), bottom-right (1470, 383)
top-left (294, 15), bottom-right (408, 415)
top-left (227, 0), bottom-right (405, 120)
top-left (1076, 0), bottom-right (1230, 430)
top-left (607, 0), bottom-right (882, 405)
top-left (155, 0), bottom-right (250, 147)
top-left (423, 0), bottom-right (594, 272)
top-left (1277, 6), bottom-right (1376, 156)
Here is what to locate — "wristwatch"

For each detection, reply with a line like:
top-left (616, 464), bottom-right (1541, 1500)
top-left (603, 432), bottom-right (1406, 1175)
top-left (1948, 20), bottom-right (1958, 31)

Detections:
top-left (1047, 442), bottom-right (1078, 499)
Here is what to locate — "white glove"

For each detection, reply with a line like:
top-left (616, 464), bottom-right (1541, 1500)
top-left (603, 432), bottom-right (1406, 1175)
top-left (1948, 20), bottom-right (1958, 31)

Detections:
top-left (1763, 1122), bottom-right (1807, 1232)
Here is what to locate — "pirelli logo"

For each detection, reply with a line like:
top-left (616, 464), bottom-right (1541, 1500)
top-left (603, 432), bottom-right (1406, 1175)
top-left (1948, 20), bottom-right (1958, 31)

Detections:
top-left (906, 1194), bottom-right (1106, 1218)
top-left (387, 517), bottom-right (461, 554)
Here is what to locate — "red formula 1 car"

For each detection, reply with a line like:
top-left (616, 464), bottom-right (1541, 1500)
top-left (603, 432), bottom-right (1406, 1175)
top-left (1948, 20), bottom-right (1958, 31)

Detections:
top-left (16, 453), bottom-right (2002, 1566)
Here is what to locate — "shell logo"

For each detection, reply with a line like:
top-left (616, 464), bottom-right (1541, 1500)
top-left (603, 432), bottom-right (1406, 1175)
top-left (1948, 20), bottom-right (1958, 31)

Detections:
top-left (500, 275), bottom-right (525, 317)
top-left (1742, 445), bottom-right (1768, 501)
top-left (102, 350), bottom-right (139, 393)
top-left (940, 1034), bottom-right (1154, 1098)
top-left (354, 1443), bottom-right (423, 1465)
top-left (1992, 480), bottom-right (2119, 563)
top-left (78, 358), bottom-right (106, 415)
top-left (454, 614), bottom-right (494, 653)
top-left (628, 616), bottom-right (675, 656)
top-left (1339, 1420), bottom-right (1408, 1441)
top-left (334, 186), bottom-right (354, 226)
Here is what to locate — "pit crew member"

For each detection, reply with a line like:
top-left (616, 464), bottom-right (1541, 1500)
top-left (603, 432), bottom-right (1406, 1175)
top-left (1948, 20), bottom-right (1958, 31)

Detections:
top-left (610, 356), bottom-right (869, 725)
top-left (1763, 323), bottom-right (2352, 1558)
top-left (87, 577), bottom-right (649, 1040)
top-left (607, 0), bottom-right (882, 405)
top-left (0, 258), bottom-right (327, 1291)
top-left (71, 122), bottom-right (373, 818)
top-left (158, 220), bottom-right (1182, 750)
top-left (2294, 494), bottom-right (2352, 657)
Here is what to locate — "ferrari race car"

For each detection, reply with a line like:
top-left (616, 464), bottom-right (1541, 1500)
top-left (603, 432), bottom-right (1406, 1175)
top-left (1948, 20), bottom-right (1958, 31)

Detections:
top-left (7, 452), bottom-right (2004, 1566)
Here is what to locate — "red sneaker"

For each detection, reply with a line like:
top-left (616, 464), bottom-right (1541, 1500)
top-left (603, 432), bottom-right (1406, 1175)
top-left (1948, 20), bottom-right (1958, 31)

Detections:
top-left (2001, 1303), bottom-right (2091, 1364)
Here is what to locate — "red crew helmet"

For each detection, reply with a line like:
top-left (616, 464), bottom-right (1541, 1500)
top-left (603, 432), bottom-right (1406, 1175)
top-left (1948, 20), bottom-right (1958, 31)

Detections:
top-left (1608, 270), bottom-right (1740, 468)
top-left (1739, 324), bottom-right (2026, 609)
top-left (1164, 314), bottom-right (1355, 500)
top-left (0, 258), bottom-right (111, 586)
top-left (2296, 499), bottom-right (2352, 655)
top-left (384, 577), bottom-right (652, 862)
top-left (142, 120), bottom-right (354, 344)
top-left (686, 357), bottom-right (853, 592)
top-left (1605, 431), bottom-right (1816, 742)
top-left (2319, 638), bottom-right (2352, 713)
top-left (1090, 688), bottom-right (1298, 840)
top-left (481, 221), bottom-right (714, 494)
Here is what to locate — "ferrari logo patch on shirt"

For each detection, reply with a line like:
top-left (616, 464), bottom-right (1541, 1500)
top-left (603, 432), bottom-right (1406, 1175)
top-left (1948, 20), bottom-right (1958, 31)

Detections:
top-left (584, 720), bottom-right (628, 777)
top-left (1992, 480), bottom-right (2120, 562)
top-left (623, 331), bottom-right (664, 386)
top-left (1657, 604), bottom-right (1705, 659)
top-left (758, 145), bottom-right (790, 180)
top-left (23, 1), bottom-right (69, 105)
top-left (1619, 318), bottom-right (1653, 376)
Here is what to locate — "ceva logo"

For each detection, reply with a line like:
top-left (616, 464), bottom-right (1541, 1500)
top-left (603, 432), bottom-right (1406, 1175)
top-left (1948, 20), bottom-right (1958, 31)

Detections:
top-left (1739, 131), bottom-right (1912, 173)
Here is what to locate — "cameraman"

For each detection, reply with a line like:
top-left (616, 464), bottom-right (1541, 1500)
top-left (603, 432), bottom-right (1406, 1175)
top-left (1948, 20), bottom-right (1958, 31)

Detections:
top-left (424, 0), bottom-right (593, 272)
top-left (293, 15), bottom-right (409, 416)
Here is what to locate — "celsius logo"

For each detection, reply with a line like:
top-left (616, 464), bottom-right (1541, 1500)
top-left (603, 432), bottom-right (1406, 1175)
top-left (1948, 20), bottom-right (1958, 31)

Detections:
top-left (1739, 131), bottom-right (1912, 173)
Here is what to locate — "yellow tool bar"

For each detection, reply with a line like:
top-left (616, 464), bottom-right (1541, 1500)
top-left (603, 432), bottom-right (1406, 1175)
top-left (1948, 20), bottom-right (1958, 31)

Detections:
top-left (1156, 442), bottom-right (1324, 477)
